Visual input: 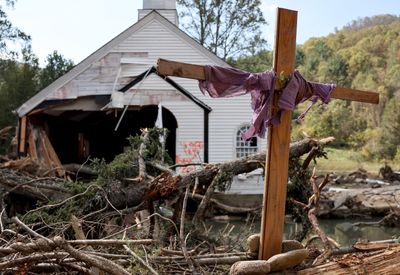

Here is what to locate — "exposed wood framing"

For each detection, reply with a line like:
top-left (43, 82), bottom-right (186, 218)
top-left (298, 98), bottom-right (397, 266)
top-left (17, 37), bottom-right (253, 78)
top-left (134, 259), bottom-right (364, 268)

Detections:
top-left (18, 116), bottom-right (27, 155)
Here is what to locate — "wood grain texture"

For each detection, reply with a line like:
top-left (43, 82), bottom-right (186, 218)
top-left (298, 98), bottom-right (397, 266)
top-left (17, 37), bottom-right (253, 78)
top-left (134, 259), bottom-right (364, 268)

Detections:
top-left (259, 8), bottom-right (298, 261)
top-left (331, 86), bottom-right (379, 104)
top-left (157, 58), bottom-right (205, 80)
top-left (18, 116), bottom-right (27, 154)
top-left (298, 246), bottom-right (400, 274)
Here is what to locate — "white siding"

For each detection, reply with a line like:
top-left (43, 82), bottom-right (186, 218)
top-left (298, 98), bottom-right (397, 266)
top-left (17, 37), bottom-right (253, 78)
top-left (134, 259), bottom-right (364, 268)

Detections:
top-left (38, 14), bottom-right (267, 168)
top-left (110, 19), bottom-right (262, 163)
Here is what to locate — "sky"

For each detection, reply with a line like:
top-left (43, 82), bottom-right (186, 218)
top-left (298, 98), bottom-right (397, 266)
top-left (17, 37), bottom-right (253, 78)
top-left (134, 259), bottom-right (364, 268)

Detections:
top-left (6, 0), bottom-right (400, 66)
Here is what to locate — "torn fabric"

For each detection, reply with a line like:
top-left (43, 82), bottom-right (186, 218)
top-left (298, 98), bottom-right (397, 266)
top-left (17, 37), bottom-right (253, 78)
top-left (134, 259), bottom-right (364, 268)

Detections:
top-left (199, 66), bottom-right (336, 140)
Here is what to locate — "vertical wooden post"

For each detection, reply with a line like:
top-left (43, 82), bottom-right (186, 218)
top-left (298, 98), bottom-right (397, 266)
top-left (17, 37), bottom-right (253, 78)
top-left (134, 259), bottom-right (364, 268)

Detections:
top-left (259, 8), bottom-right (298, 260)
top-left (18, 116), bottom-right (27, 155)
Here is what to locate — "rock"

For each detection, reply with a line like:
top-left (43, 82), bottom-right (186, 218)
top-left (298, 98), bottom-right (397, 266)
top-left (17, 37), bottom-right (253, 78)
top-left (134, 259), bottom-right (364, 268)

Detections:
top-left (247, 234), bottom-right (260, 253)
top-left (266, 248), bottom-right (309, 272)
top-left (335, 222), bottom-right (356, 233)
top-left (247, 236), bottom-right (305, 254)
top-left (281, 240), bottom-right (304, 253)
top-left (230, 260), bottom-right (271, 275)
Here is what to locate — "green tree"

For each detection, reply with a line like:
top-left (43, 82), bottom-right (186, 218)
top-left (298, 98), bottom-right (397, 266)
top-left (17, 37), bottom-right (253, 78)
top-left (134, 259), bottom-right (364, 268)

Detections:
top-left (39, 50), bottom-right (74, 90)
top-left (0, 0), bottom-right (30, 55)
top-left (378, 98), bottom-right (400, 159)
top-left (0, 46), bottom-right (39, 128)
top-left (229, 49), bottom-right (272, 72)
top-left (177, 0), bottom-right (267, 60)
top-left (327, 54), bottom-right (350, 86)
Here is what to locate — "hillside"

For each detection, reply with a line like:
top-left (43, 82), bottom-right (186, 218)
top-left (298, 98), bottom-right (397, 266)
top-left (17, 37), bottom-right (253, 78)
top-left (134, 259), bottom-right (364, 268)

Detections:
top-left (233, 14), bottom-right (400, 164)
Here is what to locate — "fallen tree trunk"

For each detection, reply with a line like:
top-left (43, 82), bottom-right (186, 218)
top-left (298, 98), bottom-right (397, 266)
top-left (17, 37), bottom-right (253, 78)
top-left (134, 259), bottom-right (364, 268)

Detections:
top-left (146, 137), bottom-right (325, 202)
top-left (1, 137), bottom-right (328, 217)
top-left (191, 193), bottom-right (260, 214)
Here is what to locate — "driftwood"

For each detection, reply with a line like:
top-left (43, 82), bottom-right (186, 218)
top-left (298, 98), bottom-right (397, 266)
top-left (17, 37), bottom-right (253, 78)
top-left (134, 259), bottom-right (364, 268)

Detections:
top-left (379, 165), bottom-right (400, 182)
top-left (298, 245), bottom-right (400, 274)
top-left (319, 185), bottom-right (400, 218)
top-left (191, 193), bottom-right (260, 214)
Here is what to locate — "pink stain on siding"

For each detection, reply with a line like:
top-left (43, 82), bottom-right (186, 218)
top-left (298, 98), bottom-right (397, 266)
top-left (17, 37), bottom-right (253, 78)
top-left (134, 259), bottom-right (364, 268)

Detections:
top-left (176, 141), bottom-right (204, 173)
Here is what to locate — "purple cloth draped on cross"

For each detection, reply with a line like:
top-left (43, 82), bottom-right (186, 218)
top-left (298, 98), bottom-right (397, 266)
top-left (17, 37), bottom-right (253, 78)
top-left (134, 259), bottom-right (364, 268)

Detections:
top-left (199, 65), bottom-right (336, 140)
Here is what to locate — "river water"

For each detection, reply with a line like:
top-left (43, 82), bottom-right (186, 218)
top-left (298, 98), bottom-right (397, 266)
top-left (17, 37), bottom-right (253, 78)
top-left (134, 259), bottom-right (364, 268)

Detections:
top-left (208, 217), bottom-right (399, 247)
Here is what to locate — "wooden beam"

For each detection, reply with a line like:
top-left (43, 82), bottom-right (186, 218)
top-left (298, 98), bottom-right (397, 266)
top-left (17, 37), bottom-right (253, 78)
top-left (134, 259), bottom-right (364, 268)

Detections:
top-left (332, 86), bottom-right (379, 104)
top-left (259, 7), bottom-right (297, 261)
top-left (157, 58), bottom-right (205, 80)
top-left (18, 116), bottom-right (27, 154)
top-left (156, 60), bottom-right (379, 104)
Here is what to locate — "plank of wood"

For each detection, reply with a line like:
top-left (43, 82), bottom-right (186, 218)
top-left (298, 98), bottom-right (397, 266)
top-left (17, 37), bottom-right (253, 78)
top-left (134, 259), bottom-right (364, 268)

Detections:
top-left (331, 86), bottom-right (379, 104)
top-left (259, 8), bottom-right (297, 261)
top-left (157, 58), bottom-right (205, 80)
top-left (18, 116), bottom-right (27, 154)
top-left (298, 246), bottom-right (400, 274)
top-left (156, 59), bottom-right (379, 104)
top-left (27, 126), bottom-right (38, 161)
top-left (40, 128), bottom-right (65, 177)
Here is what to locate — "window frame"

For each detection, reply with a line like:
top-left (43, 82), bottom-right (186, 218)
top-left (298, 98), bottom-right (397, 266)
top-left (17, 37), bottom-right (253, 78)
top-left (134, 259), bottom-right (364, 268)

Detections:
top-left (234, 124), bottom-right (259, 158)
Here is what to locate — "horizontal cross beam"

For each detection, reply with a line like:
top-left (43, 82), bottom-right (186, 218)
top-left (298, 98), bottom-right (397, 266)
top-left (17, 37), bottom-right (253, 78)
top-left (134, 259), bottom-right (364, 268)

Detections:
top-left (157, 58), bottom-right (379, 104)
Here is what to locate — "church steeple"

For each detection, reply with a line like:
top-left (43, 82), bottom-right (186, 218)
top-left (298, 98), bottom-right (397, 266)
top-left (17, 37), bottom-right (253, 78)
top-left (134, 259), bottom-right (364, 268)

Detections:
top-left (138, 0), bottom-right (179, 25)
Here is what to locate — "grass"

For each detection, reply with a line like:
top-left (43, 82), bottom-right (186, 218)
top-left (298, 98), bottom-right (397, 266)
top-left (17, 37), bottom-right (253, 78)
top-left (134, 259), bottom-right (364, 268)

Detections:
top-left (309, 147), bottom-right (400, 175)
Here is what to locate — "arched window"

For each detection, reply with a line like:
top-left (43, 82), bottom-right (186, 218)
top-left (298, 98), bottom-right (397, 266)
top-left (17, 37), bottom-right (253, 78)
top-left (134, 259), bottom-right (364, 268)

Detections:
top-left (236, 125), bottom-right (258, 158)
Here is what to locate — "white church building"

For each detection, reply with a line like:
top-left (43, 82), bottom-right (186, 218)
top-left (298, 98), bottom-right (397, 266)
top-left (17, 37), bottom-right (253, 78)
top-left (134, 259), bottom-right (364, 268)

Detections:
top-left (17, 0), bottom-right (266, 194)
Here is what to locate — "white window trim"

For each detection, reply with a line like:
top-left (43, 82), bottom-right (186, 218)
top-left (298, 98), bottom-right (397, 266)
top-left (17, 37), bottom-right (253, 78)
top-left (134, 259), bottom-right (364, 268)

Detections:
top-left (233, 123), bottom-right (259, 158)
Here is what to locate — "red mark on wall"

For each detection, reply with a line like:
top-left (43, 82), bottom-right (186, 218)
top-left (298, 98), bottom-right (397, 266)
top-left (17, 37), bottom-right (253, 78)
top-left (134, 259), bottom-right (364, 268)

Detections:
top-left (176, 141), bottom-right (204, 173)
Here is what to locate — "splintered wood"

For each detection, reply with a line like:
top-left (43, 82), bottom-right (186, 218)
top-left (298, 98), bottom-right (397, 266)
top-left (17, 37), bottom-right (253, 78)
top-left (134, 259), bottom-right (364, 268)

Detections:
top-left (26, 123), bottom-right (65, 177)
top-left (299, 245), bottom-right (400, 274)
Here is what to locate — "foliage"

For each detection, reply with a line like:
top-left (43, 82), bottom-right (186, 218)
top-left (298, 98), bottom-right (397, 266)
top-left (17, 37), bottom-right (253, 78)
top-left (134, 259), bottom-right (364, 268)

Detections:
top-left (177, 0), bottom-right (266, 60)
top-left (92, 127), bottom-right (172, 182)
top-left (294, 14), bottom-right (400, 159)
top-left (227, 49), bottom-right (272, 72)
top-left (378, 97), bottom-right (400, 159)
top-left (287, 157), bottom-right (313, 240)
top-left (39, 50), bottom-right (74, 90)
top-left (22, 180), bottom-right (97, 227)
top-left (0, 46), bottom-right (39, 129)
top-left (0, 0), bottom-right (30, 56)
top-left (213, 170), bottom-right (233, 192)
top-left (231, 14), bottom-right (400, 161)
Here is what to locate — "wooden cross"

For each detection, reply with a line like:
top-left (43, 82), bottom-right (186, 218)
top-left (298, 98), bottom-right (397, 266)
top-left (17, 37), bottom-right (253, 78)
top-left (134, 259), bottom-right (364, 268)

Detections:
top-left (156, 8), bottom-right (379, 260)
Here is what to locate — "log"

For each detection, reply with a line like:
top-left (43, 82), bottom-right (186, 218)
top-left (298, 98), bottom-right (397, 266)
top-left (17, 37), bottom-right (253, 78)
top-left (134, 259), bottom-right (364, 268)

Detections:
top-left (191, 193), bottom-right (259, 214)
top-left (298, 245), bottom-right (400, 274)
top-left (63, 163), bottom-right (97, 176)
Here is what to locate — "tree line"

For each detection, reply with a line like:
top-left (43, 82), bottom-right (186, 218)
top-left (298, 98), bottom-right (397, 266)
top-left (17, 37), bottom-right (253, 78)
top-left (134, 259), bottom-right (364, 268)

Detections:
top-left (230, 15), bottom-right (400, 162)
top-left (0, 0), bottom-right (74, 153)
